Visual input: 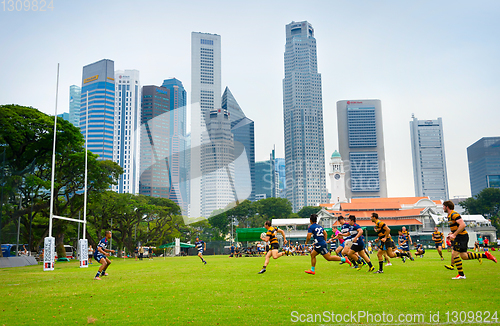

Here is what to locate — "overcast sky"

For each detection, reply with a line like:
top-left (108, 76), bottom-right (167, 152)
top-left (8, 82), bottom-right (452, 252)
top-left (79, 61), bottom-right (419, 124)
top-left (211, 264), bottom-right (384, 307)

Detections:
top-left (1, 0), bottom-right (499, 199)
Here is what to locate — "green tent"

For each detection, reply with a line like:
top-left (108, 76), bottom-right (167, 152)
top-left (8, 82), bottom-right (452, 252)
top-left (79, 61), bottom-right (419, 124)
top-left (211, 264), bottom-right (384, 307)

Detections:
top-left (236, 228), bottom-right (267, 242)
top-left (158, 242), bottom-right (195, 249)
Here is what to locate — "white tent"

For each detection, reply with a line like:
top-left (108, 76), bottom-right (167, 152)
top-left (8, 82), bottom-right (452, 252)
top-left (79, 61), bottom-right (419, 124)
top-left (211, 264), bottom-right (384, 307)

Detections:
top-left (271, 218), bottom-right (313, 226)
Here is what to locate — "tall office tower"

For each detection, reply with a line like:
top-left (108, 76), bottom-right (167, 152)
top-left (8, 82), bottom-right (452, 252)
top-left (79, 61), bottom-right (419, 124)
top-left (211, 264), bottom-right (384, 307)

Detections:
top-left (80, 59), bottom-right (115, 161)
top-left (337, 99), bottom-right (387, 199)
top-left (202, 108), bottom-right (235, 216)
top-left (467, 137), bottom-right (500, 196)
top-left (57, 112), bottom-right (70, 122)
top-left (162, 78), bottom-right (188, 214)
top-left (139, 85), bottom-right (170, 198)
top-left (410, 115), bottom-right (449, 201)
top-left (274, 158), bottom-right (286, 198)
top-left (113, 70), bottom-right (141, 194)
top-left (190, 32), bottom-right (222, 218)
top-left (255, 159), bottom-right (278, 200)
top-left (69, 85), bottom-right (81, 128)
top-left (283, 21), bottom-right (327, 212)
top-left (222, 87), bottom-right (255, 202)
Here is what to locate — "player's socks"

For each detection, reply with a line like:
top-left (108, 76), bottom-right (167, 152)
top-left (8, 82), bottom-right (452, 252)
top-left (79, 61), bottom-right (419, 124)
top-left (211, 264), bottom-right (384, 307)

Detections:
top-left (467, 252), bottom-right (486, 260)
top-left (366, 261), bottom-right (373, 268)
top-left (95, 272), bottom-right (101, 278)
top-left (454, 256), bottom-right (464, 276)
top-left (379, 261), bottom-right (384, 272)
top-left (311, 266), bottom-right (315, 272)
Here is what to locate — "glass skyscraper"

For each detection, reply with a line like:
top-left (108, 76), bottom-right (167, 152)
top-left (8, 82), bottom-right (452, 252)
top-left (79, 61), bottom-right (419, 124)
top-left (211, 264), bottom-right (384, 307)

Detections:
top-left (222, 87), bottom-right (255, 202)
top-left (337, 99), bottom-right (387, 198)
top-left (410, 115), bottom-right (449, 201)
top-left (467, 137), bottom-right (500, 196)
top-left (69, 85), bottom-right (81, 128)
top-left (162, 78), bottom-right (189, 214)
top-left (139, 85), bottom-right (170, 198)
top-left (283, 21), bottom-right (327, 212)
top-left (80, 59), bottom-right (115, 161)
top-left (113, 70), bottom-right (141, 195)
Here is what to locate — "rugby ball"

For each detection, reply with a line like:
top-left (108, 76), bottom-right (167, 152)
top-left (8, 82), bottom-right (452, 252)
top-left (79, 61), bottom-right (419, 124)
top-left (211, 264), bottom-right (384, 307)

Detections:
top-left (261, 232), bottom-right (267, 239)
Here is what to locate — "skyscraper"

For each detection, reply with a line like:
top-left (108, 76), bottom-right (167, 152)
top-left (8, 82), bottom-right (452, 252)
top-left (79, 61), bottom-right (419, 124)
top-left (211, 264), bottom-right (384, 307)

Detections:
top-left (222, 87), bottom-right (255, 202)
top-left (337, 99), bottom-right (387, 199)
top-left (69, 85), bottom-right (81, 128)
top-left (139, 85), bottom-right (170, 198)
top-left (162, 78), bottom-right (188, 214)
top-left (80, 59), bottom-right (115, 161)
top-left (467, 137), bottom-right (500, 196)
top-left (190, 32), bottom-right (222, 218)
top-left (410, 115), bottom-right (449, 201)
top-left (274, 158), bottom-right (286, 198)
top-left (283, 21), bottom-right (327, 212)
top-left (202, 108), bottom-right (235, 216)
top-left (113, 70), bottom-right (141, 194)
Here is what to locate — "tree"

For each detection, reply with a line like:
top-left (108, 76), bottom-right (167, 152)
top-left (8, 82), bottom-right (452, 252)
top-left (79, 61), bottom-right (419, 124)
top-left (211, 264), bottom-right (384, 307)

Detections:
top-left (255, 197), bottom-right (292, 220)
top-left (297, 206), bottom-right (322, 219)
top-left (460, 188), bottom-right (500, 235)
top-left (208, 209), bottom-right (230, 240)
top-left (0, 105), bottom-right (122, 258)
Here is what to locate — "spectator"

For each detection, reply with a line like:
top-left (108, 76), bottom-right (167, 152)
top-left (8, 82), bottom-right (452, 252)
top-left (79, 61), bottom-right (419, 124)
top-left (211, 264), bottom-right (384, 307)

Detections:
top-left (484, 237), bottom-right (489, 250)
top-left (478, 236), bottom-right (484, 251)
top-left (22, 245), bottom-right (28, 256)
top-left (230, 244), bottom-right (235, 257)
top-left (139, 246), bottom-right (144, 260)
top-left (88, 245), bottom-right (93, 264)
top-left (134, 246), bottom-right (138, 261)
top-left (149, 247), bottom-right (154, 260)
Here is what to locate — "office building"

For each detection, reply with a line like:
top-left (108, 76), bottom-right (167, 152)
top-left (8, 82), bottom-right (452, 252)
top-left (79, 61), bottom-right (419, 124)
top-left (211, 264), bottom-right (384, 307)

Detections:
top-left (222, 87), bottom-right (255, 202)
top-left (283, 21), bottom-right (327, 212)
top-left (139, 85), bottom-right (170, 197)
top-left (190, 32), bottom-right (222, 218)
top-left (80, 59), bottom-right (115, 161)
top-left (467, 137), bottom-right (500, 196)
top-left (57, 112), bottom-right (69, 122)
top-left (337, 99), bottom-right (387, 198)
top-left (113, 70), bottom-right (141, 194)
top-left (275, 158), bottom-right (286, 198)
top-left (410, 115), bottom-right (449, 201)
top-left (69, 85), bottom-right (81, 128)
top-left (162, 78), bottom-right (189, 214)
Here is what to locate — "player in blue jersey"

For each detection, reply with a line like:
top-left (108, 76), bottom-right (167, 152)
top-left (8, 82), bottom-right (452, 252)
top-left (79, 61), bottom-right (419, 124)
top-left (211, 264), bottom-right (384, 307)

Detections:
top-left (336, 215), bottom-right (358, 264)
top-left (93, 231), bottom-right (115, 280)
top-left (345, 216), bottom-right (375, 272)
top-left (398, 230), bottom-right (412, 263)
top-left (304, 214), bottom-right (351, 274)
top-left (195, 237), bottom-right (207, 264)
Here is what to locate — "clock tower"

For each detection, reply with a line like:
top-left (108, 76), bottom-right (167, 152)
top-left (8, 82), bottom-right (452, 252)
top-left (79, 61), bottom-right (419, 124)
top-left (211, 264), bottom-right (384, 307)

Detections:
top-left (329, 150), bottom-right (347, 203)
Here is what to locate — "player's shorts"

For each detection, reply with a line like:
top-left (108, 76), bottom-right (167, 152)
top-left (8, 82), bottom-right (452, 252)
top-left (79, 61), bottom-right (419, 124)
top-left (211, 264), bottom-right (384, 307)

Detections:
top-left (343, 239), bottom-right (353, 249)
top-left (198, 250), bottom-right (204, 255)
top-left (379, 239), bottom-right (396, 251)
top-left (399, 246), bottom-right (410, 252)
top-left (313, 242), bottom-right (328, 255)
top-left (452, 234), bottom-right (469, 253)
top-left (270, 243), bottom-right (279, 250)
top-left (94, 252), bottom-right (105, 262)
top-left (351, 241), bottom-right (365, 252)
top-left (434, 242), bottom-right (443, 248)
top-left (265, 245), bottom-right (270, 252)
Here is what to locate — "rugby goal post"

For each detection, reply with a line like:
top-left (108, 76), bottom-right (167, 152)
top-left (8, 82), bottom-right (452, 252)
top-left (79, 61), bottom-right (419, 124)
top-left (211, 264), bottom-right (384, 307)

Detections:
top-left (43, 73), bottom-right (89, 271)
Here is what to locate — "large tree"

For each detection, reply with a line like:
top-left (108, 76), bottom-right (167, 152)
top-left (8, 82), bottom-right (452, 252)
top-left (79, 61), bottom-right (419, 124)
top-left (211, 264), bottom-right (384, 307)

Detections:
top-left (460, 188), bottom-right (500, 235)
top-left (297, 205), bottom-right (322, 219)
top-left (0, 105), bottom-right (122, 258)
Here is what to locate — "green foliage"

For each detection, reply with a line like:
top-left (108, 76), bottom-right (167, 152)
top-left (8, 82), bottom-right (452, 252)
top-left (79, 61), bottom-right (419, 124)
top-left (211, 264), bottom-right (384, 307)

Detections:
top-left (297, 205), bottom-right (321, 218)
top-left (254, 197), bottom-right (292, 219)
top-left (460, 188), bottom-right (500, 235)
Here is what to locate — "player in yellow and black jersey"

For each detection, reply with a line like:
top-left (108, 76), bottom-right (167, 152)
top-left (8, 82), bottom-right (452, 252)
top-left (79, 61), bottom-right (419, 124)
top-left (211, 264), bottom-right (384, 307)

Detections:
top-left (443, 201), bottom-right (497, 279)
top-left (258, 221), bottom-right (288, 274)
top-left (432, 227), bottom-right (445, 260)
top-left (371, 213), bottom-right (411, 274)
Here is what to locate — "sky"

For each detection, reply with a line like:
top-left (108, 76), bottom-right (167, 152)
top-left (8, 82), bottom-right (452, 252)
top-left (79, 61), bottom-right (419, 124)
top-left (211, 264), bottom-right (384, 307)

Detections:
top-left (1, 0), bottom-right (499, 200)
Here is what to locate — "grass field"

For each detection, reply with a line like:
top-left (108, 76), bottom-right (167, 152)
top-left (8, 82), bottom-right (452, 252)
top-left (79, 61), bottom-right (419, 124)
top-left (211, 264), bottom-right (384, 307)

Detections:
top-left (1, 250), bottom-right (499, 325)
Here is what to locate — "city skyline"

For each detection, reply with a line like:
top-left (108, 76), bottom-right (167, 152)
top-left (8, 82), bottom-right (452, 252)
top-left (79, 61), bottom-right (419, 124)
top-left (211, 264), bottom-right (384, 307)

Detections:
top-left (1, 1), bottom-right (500, 199)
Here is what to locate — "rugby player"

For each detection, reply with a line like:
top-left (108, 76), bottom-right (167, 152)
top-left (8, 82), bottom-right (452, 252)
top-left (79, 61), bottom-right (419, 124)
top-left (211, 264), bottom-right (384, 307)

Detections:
top-left (258, 221), bottom-right (288, 274)
top-left (195, 236), bottom-right (207, 265)
top-left (442, 201), bottom-right (497, 279)
top-left (93, 231), bottom-right (115, 280)
top-left (371, 213), bottom-right (410, 274)
top-left (432, 227), bottom-right (445, 261)
top-left (346, 216), bottom-right (375, 272)
top-left (304, 214), bottom-right (351, 274)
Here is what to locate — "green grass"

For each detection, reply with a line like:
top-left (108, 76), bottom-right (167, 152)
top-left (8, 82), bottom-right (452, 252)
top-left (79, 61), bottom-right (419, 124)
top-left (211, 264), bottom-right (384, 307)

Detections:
top-left (0, 250), bottom-right (499, 325)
